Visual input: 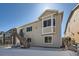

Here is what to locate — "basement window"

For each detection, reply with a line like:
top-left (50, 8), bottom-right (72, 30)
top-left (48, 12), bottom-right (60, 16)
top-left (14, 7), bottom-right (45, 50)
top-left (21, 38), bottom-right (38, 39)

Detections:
top-left (45, 36), bottom-right (52, 43)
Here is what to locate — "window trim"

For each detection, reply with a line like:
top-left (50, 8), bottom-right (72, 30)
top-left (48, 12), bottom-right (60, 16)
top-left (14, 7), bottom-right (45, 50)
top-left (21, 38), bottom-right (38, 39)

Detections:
top-left (43, 19), bottom-right (51, 27)
top-left (26, 26), bottom-right (32, 32)
top-left (44, 36), bottom-right (52, 44)
top-left (42, 15), bottom-right (56, 34)
top-left (51, 16), bottom-right (56, 33)
top-left (53, 18), bottom-right (56, 26)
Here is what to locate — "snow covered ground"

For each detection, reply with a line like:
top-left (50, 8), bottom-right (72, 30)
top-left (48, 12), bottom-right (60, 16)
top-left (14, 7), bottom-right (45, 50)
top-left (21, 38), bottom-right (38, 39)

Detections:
top-left (0, 47), bottom-right (77, 56)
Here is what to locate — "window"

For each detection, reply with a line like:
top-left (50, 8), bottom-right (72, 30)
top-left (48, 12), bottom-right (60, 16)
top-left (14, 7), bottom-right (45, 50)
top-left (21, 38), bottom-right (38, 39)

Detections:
top-left (26, 26), bottom-right (32, 32)
top-left (53, 18), bottom-right (55, 26)
top-left (48, 19), bottom-right (51, 26)
top-left (43, 19), bottom-right (51, 27)
top-left (27, 38), bottom-right (31, 42)
top-left (19, 29), bottom-right (24, 37)
top-left (45, 36), bottom-right (52, 43)
top-left (43, 21), bottom-right (47, 27)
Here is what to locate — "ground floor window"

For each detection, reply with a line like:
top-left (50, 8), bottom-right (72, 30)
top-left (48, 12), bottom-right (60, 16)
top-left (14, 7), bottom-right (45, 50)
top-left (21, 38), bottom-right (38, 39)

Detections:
top-left (27, 38), bottom-right (31, 42)
top-left (45, 36), bottom-right (52, 43)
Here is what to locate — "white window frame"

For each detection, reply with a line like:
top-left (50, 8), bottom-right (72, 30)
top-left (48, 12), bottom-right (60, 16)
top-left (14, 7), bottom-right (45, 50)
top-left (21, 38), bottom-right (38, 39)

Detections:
top-left (44, 35), bottom-right (53, 44)
top-left (42, 14), bottom-right (56, 34)
top-left (52, 16), bottom-right (56, 33)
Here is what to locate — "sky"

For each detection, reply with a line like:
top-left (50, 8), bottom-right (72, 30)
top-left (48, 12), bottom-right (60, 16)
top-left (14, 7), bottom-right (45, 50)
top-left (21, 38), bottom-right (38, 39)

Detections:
top-left (0, 3), bottom-right (77, 37)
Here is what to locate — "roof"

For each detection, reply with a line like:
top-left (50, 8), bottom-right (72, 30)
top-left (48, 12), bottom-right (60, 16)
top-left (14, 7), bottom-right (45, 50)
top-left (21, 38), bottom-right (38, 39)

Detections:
top-left (64, 4), bottom-right (79, 34)
top-left (17, 20), bottom-right (39, 29)
top-left (17, 9), bottom-right (63, 29)
top-left (39, 9), bottom-right (58, 18)
top-left (39, 9), bottom-right (63, 19)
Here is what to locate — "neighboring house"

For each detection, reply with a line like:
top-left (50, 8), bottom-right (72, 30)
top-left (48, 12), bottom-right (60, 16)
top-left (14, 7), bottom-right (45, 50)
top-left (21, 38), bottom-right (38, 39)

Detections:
top-left (17, 9), bottom-right (63, 47)
top-left (4, 29), bottom-right (13, 44)
top-left (64, 4), bottom-right (79, 43)
top-left (0, 31), bottom-right (5, 45)
top-left (0, 28), bottom-right (23, 46)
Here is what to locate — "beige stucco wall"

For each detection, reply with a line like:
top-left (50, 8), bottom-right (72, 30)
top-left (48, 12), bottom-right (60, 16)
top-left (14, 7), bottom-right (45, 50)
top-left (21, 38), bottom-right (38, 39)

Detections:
top-left (65, 8), bottom-right (79, 43)
top-left (17, 10), bottom-right (63, 47)
top-left (23, 20), bottom-right (43, 46)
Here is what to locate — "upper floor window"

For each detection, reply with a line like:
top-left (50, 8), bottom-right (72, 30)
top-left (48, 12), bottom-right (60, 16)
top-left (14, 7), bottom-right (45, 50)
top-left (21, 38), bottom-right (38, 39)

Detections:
top-left (43, 19), bottom-right (51, 27)
top-left (53, 18), bottom-right (55, 26)
top-left (26, 26), bottom-right (32, 32)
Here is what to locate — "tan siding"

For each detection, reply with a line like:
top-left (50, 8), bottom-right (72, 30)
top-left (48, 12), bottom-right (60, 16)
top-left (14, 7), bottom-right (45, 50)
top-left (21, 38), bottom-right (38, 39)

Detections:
top-left (65, 7), bottom-right (79, 43)
top-left (43, 26), bottom-right (52, 33)
top-left (17, 10), bottom-right (63, 47)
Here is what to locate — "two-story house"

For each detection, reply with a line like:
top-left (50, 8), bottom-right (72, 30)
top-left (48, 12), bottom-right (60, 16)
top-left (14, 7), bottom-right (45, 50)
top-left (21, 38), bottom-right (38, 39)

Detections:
top-left (17, 9), bottom-right (63, 47)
